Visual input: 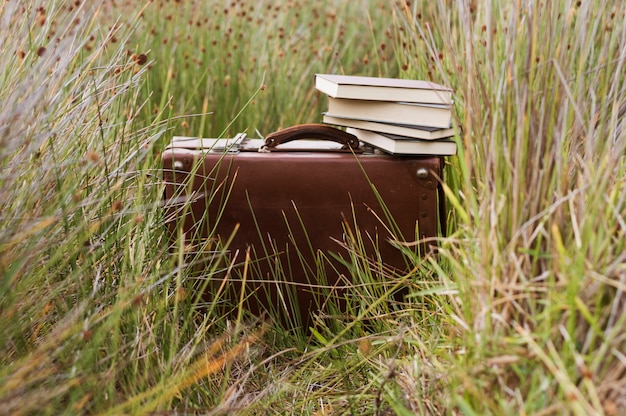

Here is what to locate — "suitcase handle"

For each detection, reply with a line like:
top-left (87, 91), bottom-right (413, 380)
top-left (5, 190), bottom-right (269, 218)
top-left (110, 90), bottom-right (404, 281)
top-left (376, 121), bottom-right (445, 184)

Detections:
top-left (262, 124), bottom-right (360, 151)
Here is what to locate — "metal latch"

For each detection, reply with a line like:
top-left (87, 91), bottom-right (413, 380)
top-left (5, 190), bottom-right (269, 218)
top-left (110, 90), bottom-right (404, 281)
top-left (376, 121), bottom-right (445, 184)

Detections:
top-left (167, 133), bottom-right (247, 153)
top-left (208, 132), bottom-right (247, 153)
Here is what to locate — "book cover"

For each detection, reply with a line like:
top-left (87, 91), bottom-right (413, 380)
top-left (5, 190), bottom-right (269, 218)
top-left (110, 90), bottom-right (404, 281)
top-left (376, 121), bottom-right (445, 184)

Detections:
top-left (346, 127), bottom-right (457, 155)
top-left (315, 74), bottom-right (453, 104)
top-left (327, 97), bottom-right (452, 129)
top-left (322, 114), bottom-right (456, 140)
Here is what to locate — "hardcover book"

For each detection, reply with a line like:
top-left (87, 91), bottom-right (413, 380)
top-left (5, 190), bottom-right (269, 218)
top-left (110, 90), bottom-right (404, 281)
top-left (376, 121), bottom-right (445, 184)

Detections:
top-left (327, 97), bottom-right (452, 129)
top-left (346, 127), bottom-right (457, 155)
top-left (322, 114), bottom-right (456, 140)
top-left (315, 74), bottom-right (453, 104)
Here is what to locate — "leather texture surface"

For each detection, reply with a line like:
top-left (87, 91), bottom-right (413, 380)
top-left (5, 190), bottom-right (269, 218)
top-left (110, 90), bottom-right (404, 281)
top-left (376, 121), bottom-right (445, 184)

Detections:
top-left (163, 133), bottom-right (443, 328)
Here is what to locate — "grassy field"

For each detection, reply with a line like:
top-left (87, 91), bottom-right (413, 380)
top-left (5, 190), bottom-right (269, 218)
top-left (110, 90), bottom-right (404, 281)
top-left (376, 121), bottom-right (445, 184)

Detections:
top-left (1, 0), bottom-right (625, 414)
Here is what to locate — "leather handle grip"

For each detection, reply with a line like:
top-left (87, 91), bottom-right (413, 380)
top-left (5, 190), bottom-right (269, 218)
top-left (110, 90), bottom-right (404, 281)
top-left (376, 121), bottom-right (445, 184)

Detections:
top-left (263, 124), bottom-right (360, 150)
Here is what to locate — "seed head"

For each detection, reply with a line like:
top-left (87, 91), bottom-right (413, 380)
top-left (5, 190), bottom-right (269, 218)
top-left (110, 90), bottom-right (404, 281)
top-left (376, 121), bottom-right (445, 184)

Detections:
top-left (134, 53), bottom-right (148, 65)
top-left (86, 151), bottom-right (100, 163)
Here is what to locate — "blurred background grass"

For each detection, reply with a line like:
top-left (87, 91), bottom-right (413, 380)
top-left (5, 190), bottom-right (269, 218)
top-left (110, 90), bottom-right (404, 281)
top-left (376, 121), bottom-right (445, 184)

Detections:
top-left (1, 0), bottom-right (624, 414)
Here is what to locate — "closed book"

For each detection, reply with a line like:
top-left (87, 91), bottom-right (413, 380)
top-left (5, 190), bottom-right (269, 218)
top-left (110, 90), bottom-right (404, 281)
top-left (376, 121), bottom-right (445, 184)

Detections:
top-left (326, 97), bottom-right (452, 129)
top-left (322, 114), bottom-right (456, 140)
top-left (346, 127), bottom-right (457, 155)
top-left (315, 74), bottom-right (453, 104)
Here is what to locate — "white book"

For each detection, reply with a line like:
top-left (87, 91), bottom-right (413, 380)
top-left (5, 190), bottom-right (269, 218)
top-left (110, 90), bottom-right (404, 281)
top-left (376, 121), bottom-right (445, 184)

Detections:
top-left (346, 127), bottom-right (457, 156)
top-left (315, 74), bottom-right (453, 104)
top-left (326, 97), bottom-right (452, 129)
top-left (322, 114), bottom-right (456, 140)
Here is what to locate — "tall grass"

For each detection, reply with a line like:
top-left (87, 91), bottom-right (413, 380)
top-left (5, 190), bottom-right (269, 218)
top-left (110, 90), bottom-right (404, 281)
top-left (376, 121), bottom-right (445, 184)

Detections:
top-left (132, 0), bottom-right (399, 138)
top-left (1, 0), bottom-right (625, 414)
top-left (0, 1), bottom-right (259, 414)
top-left (390, 0), bottom-right (626, 413)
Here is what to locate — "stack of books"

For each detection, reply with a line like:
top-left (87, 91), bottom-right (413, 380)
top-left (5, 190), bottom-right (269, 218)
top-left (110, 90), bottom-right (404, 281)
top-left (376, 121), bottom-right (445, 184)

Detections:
top-left (315, 74), bottom-right (457, 155)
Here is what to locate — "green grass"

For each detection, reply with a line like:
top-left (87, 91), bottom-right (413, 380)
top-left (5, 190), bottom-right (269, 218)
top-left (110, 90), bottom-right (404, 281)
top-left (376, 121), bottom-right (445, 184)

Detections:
top-left (1, 0), bottom-right (625, 414)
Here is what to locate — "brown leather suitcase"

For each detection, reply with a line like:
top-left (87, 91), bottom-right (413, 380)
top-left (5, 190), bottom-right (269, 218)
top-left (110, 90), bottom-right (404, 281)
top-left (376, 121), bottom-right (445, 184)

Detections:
top-left (162, 124), bottom-right (445, 328)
